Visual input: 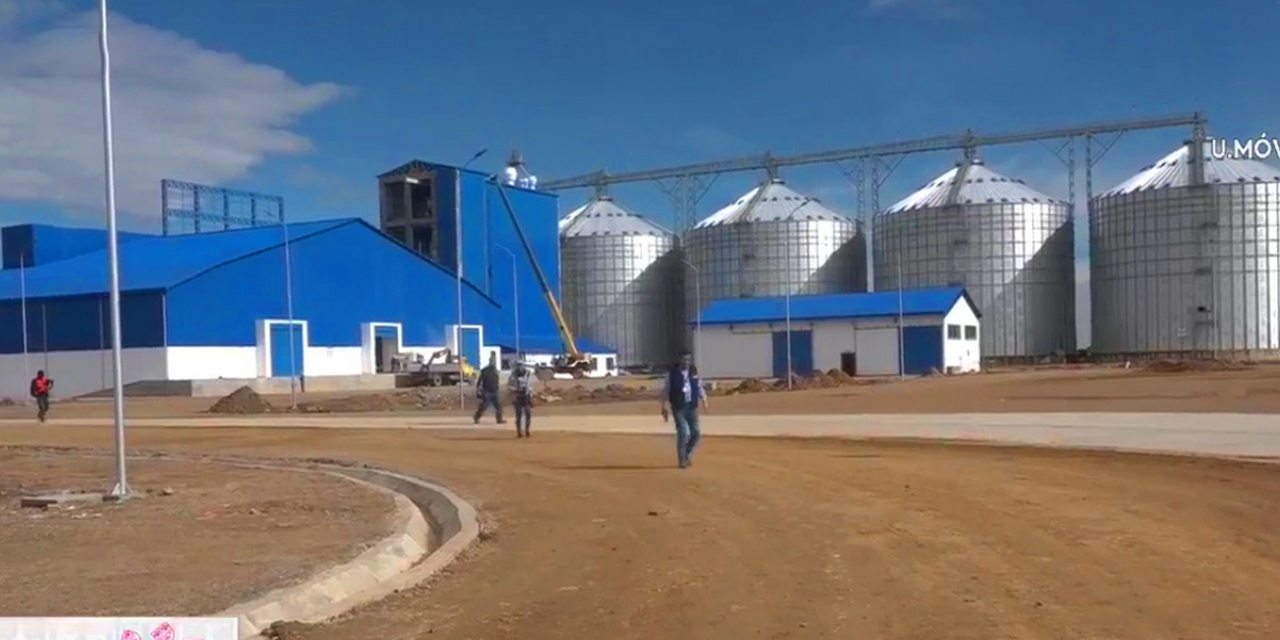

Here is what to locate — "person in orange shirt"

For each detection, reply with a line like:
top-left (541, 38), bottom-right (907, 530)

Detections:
top-left (29, 370), bottom-right (53, 423)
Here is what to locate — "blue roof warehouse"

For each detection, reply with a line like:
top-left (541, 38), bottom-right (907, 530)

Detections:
top-left (0, 161), bottom-right (616, 400)
top-left (692, 287), bottom-right (983, 379)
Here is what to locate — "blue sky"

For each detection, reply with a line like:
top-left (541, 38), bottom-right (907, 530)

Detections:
top-left (1, 0), bottom-right (1277, 342)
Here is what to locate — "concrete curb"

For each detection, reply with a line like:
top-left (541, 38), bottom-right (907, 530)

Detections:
top-left (192, 457), bottom-right (481, 639)
top-left (0, 447), bottom-right (480, 640)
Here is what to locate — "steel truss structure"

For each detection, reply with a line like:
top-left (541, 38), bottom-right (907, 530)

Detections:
top-left (542, 113), bottom-right (1208, 232)
top-left (161, 179), bottom-right (286, 236)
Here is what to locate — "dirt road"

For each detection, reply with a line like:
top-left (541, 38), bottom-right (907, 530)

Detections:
top-left (2, 364), bottom-right (1275, 421)
top-left (1, 425), bottom-right (1276, 640)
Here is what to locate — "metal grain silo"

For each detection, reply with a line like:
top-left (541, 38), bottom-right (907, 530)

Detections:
top-left (560, 196), bottom-right (683, 369)
top-left (874, 157), bottom-right (1075, 359)
top-left (1090, 141), bottom-right (1280, 358)
top-left (684, 178), bottom-right (867, 314)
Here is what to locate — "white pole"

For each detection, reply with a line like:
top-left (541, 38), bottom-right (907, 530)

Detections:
top-left (19, 253), bottom-right (28, 378)
top-left (682, 260), bottom-right (701, 373)
top-left (282, 217), bottom-right (298, 408)
top-left (782, 201), bottom-right (808, 389)
top-left (455, 149), bottom-right (487, 410)
top-left (897, 249), bottom-right (905, 379)
top-left (99, 0), bottom-right (128, 498)
top-left (785, 231), bottom-right (792, 389)
top-left (496, 245), bottom-right (520, 358)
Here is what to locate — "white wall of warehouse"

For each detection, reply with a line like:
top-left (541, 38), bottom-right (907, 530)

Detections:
top-left (0, 348), bottom-right (168, 401)
top-left (942, 302), bottom-right (981, 373)
top-left (695, 299), bottom-right (981, 379)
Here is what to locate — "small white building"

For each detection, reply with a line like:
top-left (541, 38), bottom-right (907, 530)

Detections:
top-left (693, 287), bottom-right (981, 379)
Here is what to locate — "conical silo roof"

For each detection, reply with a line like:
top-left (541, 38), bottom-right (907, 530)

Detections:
top-left (1099, 141), bottom-right (1280, 197)
top-left (559, 196), bottom-right (672, 237)
top-left (884, 159), bottom-right (1064, 214)
top-left (693, 179), bottom-right (852, 229)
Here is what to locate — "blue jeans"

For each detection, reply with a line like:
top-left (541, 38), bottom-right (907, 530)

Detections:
top-left (474, 391), bottom-right (503, 423)
top-left (673, 405), bottom-right (701, 466)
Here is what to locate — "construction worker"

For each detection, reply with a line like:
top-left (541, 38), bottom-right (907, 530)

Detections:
top-left (507, 357), bottom-right (535, 438)
top-left (29, 370), bottom-right (53, 423)
top-left (659, 351), bottom-right (706, 469)
top-left (473, 353), bottom-right (505, 425)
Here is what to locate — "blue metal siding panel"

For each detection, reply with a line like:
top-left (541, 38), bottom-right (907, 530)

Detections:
top-left (165, 222), bottom-right (501, 347)
top-left (1, 225), bottom-right (33, 269)
top-left (460, 327), bottom-right (481, 369)
top-left (792, 330), bottom-right (814, 375)
top-left (697, 287), bottom-right (971, 326)
top-left (483, 181), bottom-right (562, 348)
top-left (434, 170), bottom-right (460, 276)
top-left (771, 332), bottom-right (787, 378)
top-left (0, 220), bottom-right (346, 300)
top-left (269, 323), bottom-right (303, 376)
top-left (0, 291), bottom-right (164, 354)
top-left (902, 325), bottom-right (943, 375)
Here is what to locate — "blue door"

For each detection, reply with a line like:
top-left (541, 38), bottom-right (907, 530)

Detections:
top-left (460, 327), bottom-right (482, 370)
top-left (901, 325), bottom-right (943, 375)
top-left (771, 330), bottom-right (814, 378)
top-left (270, 323), bottom-right (304, 377)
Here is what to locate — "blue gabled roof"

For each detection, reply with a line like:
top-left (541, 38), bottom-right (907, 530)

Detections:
top-left (694, 287), bottom-right (979, 326)
top-left (0, 219), bottom-right (353, 300)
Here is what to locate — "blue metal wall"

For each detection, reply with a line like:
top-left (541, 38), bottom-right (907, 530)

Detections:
top-left (433, 167), bottom-right (562, 350)
top-left (2, 224), bottom-right (150, 270)
top-left (0, 291), bottom-right (165, 354)
top-left (165, 221), bottom-right (502, 347)
top-left (901, 325), bottom-right (944, 375)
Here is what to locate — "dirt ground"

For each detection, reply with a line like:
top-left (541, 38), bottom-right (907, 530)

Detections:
top-left (0, 450), bottom-right (398, 617)
top-left (0, 425), bottom-right (1276, 639)
top-left (3, 362), bottom-right (1278, 420)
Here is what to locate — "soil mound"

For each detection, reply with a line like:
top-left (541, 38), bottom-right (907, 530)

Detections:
top-left (207, 386), bottom-right (273, 414)
top-left (0, 398), bottom-right (15, 407)
top-left (732, 378), bottom-right (770, 394)
top-left (1142, 359), bottom-right (1250, 374)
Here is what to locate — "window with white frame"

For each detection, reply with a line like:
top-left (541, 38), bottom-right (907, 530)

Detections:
top-left (964, 325), bottom-right (978, 340)
top-left (947, 324), bottom-right (962, 340)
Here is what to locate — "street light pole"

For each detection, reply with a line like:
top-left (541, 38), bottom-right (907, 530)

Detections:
top-left (783, 201), bottom-right (810, 390)
top-left (897, 248), bottom-right (906, 379)
top-left (455, 148), bottom-right (488, 410)
top-left (99, 0), bottom-right (129, 498)
top-left (495, 244), bottom-right (520, 358)
top-left (682, 259), bottom-right (701, 373)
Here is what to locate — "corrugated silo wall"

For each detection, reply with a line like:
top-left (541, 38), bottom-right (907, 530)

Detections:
top-left (683, 219), bottom-right (865, 318)
top-left (1090, 181), bottom-right (1280, 359)
top-left (561, 232), bottom-right (683, 369)
top-left (873, 201), bottom-right (1075, 360)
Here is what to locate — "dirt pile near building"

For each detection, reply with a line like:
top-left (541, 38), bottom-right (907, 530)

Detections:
top-left (206, 386), bottom-right (274, 414)
top-left (729, 378), bottom-right (771, 395)
top-left (293, 387), bottom-right (459, 413)
top-left (0, 398), bottom-right (16, 407)
top-left (1142, 359), bottom-right (1251, 374)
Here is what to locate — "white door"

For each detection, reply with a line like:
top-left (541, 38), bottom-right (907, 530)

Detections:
top-left (855, 327), bottom-right (900, 376)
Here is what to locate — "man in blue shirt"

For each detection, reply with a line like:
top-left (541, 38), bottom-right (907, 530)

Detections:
top-left (659, 351), bottom-right (707, 469)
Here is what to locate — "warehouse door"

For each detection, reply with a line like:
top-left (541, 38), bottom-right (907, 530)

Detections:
top-left (270, 323), bottom-right (304, 377)
top-left (840, 352), bottom-right (857, 376)
top-left (770, 330), bottom-right (814, 379)
top-left (459, 327), bottom-right (482, 371)
top-left (374, 326), bottom-right (399, 373)
top-left (902, 325), bottom-right (943, 375)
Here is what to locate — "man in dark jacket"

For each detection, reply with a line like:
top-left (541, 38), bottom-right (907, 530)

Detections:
top-left (659, 351), bottom-right (706, 469)
top-left (30, 370), bottom-right (53, 423)
top-left (473, 354), bottom-right (505, 424)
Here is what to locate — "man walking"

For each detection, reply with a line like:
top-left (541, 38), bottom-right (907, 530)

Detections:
top-left (473, 353), bottom-right (505, 425)
top-left (29, 370), bottom-right (53, 423)
top-left (507, 357), bottom-right (535, 438)
top-left (659, 351), bottom-right (706, 469)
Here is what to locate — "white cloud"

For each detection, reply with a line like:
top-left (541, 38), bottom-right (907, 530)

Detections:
top-left (0, 0), bottom-right (61, 28)
top-left (0, 8), bottom-right (346, 221)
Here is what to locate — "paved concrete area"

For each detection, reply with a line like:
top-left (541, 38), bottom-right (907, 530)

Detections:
top-left (6, 412), bottom-right (1277, 458)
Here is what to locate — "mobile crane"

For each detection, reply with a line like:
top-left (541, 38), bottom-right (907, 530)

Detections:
top-left (493, 181), bottom-right (597, 381)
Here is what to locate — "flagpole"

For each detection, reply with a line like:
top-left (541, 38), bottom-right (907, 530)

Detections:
top-left (99, 0), bottom-right (129, 498)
